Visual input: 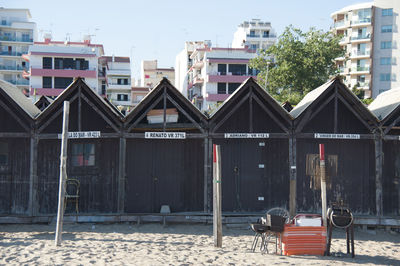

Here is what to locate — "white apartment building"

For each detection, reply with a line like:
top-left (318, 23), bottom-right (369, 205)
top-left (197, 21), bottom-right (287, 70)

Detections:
top-left (232, 19), bottom-right (277, 51)
top-left (24, 34), bottom-right (104, 100)
top-left (140, 60), bottom-right (174, 89)
top-left (188, 47), bottom-right (258, 111)
top-left (0, 8), bottom-right (36, 94)
top-left (175, 41), bottom-right (211, 98)
top-left (332, 0), bottom-right (400, 98)
top-left (99, 56), bottom-right (131, 109)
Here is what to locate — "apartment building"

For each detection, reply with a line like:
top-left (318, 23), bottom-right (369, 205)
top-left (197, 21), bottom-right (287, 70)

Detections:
top-left (188, 47), bottom-right (257, 111)
top-left (332, 0), bottom-right (400, 98)
top-left (0, 8), bottom-right (36, 94)
top-left (99, 55), bottom-right (131, 109)
top-left (131, 86), bottom-right (150, 107)
top-left (24, 34), bottom-right (104, 100)
top-left (141, 60), bottom-right (174, 89)
top-left (232, 19), bottom-right (277, 51)
top-left (175, 41), bottom-right (211, 98)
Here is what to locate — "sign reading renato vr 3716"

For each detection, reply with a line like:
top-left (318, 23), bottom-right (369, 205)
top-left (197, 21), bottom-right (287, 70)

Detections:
top-left (145, 132), bottom-right (186, 139)
top-left (58, 131), bottom-right (101, 139)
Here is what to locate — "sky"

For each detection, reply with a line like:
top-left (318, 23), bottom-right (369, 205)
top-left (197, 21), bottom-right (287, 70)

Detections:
top-left (4, 0), bottom-right (366, 79)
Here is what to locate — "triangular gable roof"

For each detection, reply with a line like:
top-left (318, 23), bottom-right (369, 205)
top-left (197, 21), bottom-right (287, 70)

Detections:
top-left (368, 88), bottom-right (400, 122)
top-left (209, 77), bottom-right (293, 133)
top-left (36, 78), bottom-right (123, 131)
top-left (124, 78), bottom-right (208, 131)
top-left (34, 95), bottom-right (54, 111)
top-left (290, 77), bottom-right (378, 131)
top-left (0, 79), bottom-right (41, 119)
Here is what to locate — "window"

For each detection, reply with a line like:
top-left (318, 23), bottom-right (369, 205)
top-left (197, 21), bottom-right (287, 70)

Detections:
top-left (380, 73), bottom-right (391, 81)
top-left (0, 142), bottom-right (8, 165)
top-left (217, 64), bottom-right (226, 75)
top-left (263, 31), bottom-right (269, 38)
top-left (43, 77), bottom-right (52, 88)
top-left (228, 83), bottom-right (241, 94)
top-left (117, 78), bottom-right (122, 85)
top-left (381, 41), bottom-right (392, 49)
top-left (55, 58), bottom-right (63, 69)
top-left (117, 94), bottom-right (128, 101)
top-left (248, 66), bottom-right (259, 76)
top-left (124, 79), bottom-right (129, 85)
top-left (101, 80), bottom-right (106, 95)
top-left (380, 57), bottom-right (392, 65)
top-left (72, 143), bottom-right (95, 167)
top-left (249, 30), bottom-right (255, 37)
top-left (217, 83), bottom-right (226, 94)
top-left (381, 25), bottom-right (392, 33)
top-left (228, 64), bottom-right (247, 75)
top-left (382, 8), bottom-right (393, 16)
top-left (54, 77), bottom-right (73, 89)
top-left (43, 57), bottom-right (52, 69)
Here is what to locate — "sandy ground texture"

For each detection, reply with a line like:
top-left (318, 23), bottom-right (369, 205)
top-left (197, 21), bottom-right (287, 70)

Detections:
top-left (0, 223), bottom-right (399, 265)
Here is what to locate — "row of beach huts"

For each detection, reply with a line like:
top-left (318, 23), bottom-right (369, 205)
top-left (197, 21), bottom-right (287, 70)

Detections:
top-left (0, 76), bottom-right (399, 224)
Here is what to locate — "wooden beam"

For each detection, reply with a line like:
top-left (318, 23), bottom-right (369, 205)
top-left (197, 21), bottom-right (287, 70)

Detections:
top-left (127, 96), bottom-right (163, 132)
top-left (0, 99), bottom-right (30, 132)
top-left (80, 94), bottom-right (120, 132)
top-left (375, 134), bottom-right (383, 217)
top-left (249, 89), bottom-right (253, 133)
top-left (383, 115), bottom-right (400, 135)
top-left (37, 94), bottom-right (78, 133)
top-left (118, 136), bottom-right (126, 213)
top-left (203, 137), bottom-right (209, 212)
top-left (337, 94), bottom-right (374, 132)
top-left (208, 138), bottom-right (213, 213)
top-left (78, 86), bottom-right (82, 132)
top-left (133, 123), bottom-right (199, 130)
top-left (163, 87), bottom-right (167, 132)
top-left (28, 134), bottom-right (38, 216)
top-left (334, 86), bottom-right (338, 133)
top-left (252, 94), bottom-right (290, 133)
top-left (0, 132), bottom-right (30, 138)
top-left (289, 135), bottom-right (297, 218)
top-left (211, 91), bottom-right (251, 133)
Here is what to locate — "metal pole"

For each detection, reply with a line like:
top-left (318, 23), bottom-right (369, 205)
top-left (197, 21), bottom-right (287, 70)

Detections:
top-left (55, 101), bottom-right (70, 246)
top-left (213, 144), bottom-right (222, 247)
top-left (319, 144), bottom-right (327, 227)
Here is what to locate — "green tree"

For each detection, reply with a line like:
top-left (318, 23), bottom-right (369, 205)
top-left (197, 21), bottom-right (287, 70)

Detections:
top-left (250, 25), bottom-right (344, 105)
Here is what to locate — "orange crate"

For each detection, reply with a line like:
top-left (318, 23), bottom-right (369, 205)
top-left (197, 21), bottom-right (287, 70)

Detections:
top-left (282, 224), bottom-right (327, 256)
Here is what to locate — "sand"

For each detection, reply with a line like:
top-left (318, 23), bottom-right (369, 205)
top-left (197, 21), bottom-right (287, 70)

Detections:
top-left (0, 223), bottom-right (399, 265)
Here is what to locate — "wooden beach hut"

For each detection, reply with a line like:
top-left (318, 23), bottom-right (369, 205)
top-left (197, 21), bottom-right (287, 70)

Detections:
top-left (123, 78), bottom-right (208, 213)
top-left (291, 77), bottom-right (379, 215)
top-left (209, 78), bottom-right (293, 213)
top-left (35, 78), bottom-right (123, 215)
top-left (0, 80), bottom-right (41, 215)
top-left (369, 88), bottom-right (400, 215)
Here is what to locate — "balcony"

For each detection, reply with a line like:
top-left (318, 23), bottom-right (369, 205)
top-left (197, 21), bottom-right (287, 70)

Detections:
top-left (5, 79), bottom-right (29, 86)
top-left (0, 65), bottom-right (25, 71)
top-left (339, 36), bottom-right (349, 45)
top-left (351, 18), bottom-right (371, 26)
top-left (0, 51), bottom-right (25, 57)
top-left (107, 83), bottom-right (131, 90)
top-left (0, 36), bottom-right (33, 43)
top-left (357, 81), bottom-right (370, 88)
top-left (30, 88), bottom-right (64, 97)
top-left (30, 68), bottom-right (97, 78)
top-left (350, 50), bottom-right (370, 58)
top-left (247, 34), bottom-right (277, 39)
top-left (208, 74), bottom-right (256, 83)
top-left (351, 66), bottom-right (370, 74)
top-left (350, 35), bottom-right (371, 43)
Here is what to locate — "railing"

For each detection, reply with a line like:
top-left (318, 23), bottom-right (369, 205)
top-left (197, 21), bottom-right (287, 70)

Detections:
top-left (0, 51), bottom-right (25, 56)
top-left (247, 34), bottom-right (260, 38)
top-left (0, 65), bottom-right (25, 70)
top-left (334, 21), bottom-right (345, 28)
top-left (209, 71), bottom-right (249, 76)
top-left (109, 83), bottom-right (131, 86)
top-left (351, 18), bottom-right (371, 25)
top-left (352, 66), bottom-right (370, 72)
top-left (5, 79), bottom-right (29, 85)
top-left (353, 50), bottom-right (370, 56)
top-left (247, 34), bottom-right (277, 38)
top-left (350, 35), bottom-right (371, 41)
top-left (0, 36), bottom-right (33, 42)
top-left (338, 67), bottom-right (345, 73)
top-left (358, 81), bottom-right (370, 87)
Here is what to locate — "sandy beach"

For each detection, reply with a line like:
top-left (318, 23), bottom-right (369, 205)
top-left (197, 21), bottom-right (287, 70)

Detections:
top-left (0, 223), bottom-right (399, 265)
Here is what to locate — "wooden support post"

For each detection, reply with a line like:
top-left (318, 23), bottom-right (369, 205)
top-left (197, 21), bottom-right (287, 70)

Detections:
top-left (207, 138), bottom-right (213, 213)
top-left (375, 135), bottom-right (383, 217)
top-left (289, 135), bottom-right (297, 218)
top-left (203, 137), bottom-right (209, 213)
top-left (319, 144), bottom-right (327, 227)
top-left (28, 133), bottom-right (38, 216)
top-left (213, 144), bottom-right (222, 247)
top-left (55, 101), bottom-right (70, 246)
top-left (118, 136), bottom-right (126, 213)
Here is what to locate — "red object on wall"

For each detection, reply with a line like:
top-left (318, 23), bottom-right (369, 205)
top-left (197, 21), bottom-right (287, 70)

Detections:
top-left (319, 144), bottom-right (325, 161)
top-left (145, 74), bottom-right (150, 79)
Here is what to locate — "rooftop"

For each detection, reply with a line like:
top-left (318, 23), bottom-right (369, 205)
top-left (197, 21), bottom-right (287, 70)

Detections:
top-left (331, 2), bottom-right (373, 17)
